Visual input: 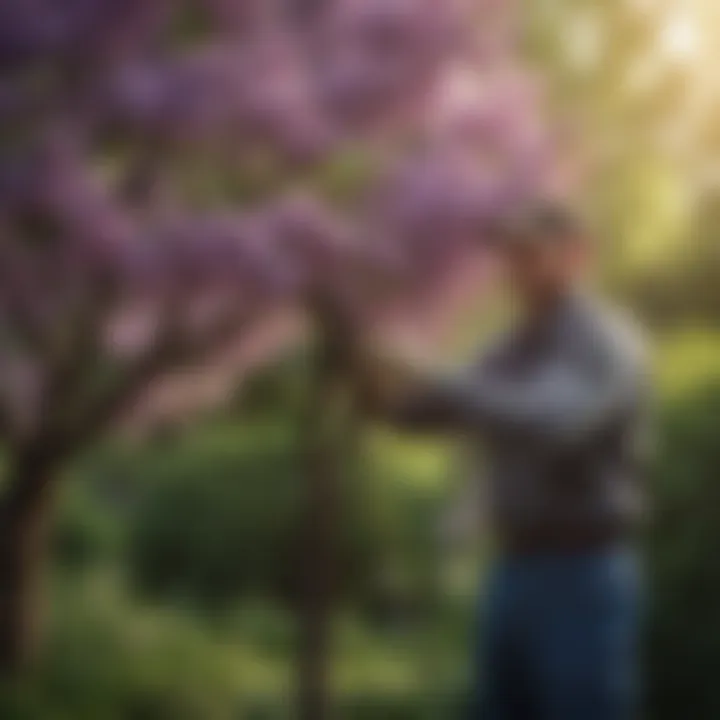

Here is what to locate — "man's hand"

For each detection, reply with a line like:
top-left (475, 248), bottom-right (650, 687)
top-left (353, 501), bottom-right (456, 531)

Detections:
top-left (354, 335), bottom-right (438, 420)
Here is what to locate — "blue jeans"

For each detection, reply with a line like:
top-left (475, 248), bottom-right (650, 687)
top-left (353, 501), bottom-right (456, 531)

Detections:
top-left (468, 547), bottom-right (641, 719)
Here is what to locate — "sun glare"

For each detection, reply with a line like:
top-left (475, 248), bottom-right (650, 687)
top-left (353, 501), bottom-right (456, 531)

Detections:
top-left (661, 12), bottom-right (701, 62)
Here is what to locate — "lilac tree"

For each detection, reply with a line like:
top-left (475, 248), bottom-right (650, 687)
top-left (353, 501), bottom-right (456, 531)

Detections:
top-left (0, 0), bottom-right (549, 710)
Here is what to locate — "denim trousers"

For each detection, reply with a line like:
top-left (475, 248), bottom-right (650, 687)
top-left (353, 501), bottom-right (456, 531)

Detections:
top-left (467, 547), bottom-right (641, 719)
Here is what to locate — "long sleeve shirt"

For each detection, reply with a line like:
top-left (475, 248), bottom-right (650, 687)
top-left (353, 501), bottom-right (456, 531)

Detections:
top-left (395, 293), bottom-right (650, 554)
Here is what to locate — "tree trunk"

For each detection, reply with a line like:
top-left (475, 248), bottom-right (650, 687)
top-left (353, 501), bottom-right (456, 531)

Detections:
top-left (297, 418), bottom-right (337, 720)
top-left (297, 303), bottom-right (359, 720)
top-left (0, 460), bottom-right (57, 678)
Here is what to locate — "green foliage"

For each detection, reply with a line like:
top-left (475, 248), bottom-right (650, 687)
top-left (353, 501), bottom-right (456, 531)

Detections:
top-left (128, 421), bottom-right (303, 608)
top-left (648, 337), bottom-right (720, 718)
top-left (0, 591), bottom-right (462, 720)
top-left (124, 420), bottom-right (454, 615)
top-left (52, 483), bottom-right (123, 571)
top-left (0, 576), bottom-right (287, 720)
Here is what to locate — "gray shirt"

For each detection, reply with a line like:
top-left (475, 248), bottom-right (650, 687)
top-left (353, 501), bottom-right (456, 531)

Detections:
top-left (396, 292), bottom-right (650, 553)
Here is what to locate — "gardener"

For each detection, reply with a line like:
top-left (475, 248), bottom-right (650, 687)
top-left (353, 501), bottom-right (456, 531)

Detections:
top-left (361, 202), bottom-right (650, 719)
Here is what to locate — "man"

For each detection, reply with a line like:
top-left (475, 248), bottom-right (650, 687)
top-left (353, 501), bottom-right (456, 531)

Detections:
top-left (362, 203), bottom-right (650, 719)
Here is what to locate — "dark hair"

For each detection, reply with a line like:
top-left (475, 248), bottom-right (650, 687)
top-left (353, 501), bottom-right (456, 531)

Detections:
top-left (492, 201), bottom-right (588, 249)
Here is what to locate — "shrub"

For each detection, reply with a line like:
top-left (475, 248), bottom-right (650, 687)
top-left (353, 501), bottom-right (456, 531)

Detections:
top-left (648, 340), bottom-right (720, 718)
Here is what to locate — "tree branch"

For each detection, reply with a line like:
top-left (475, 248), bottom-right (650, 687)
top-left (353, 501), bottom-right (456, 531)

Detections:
top-left (0, 402), bottom-right (13, 446)
top-left (39, 306), bottom-right (258, 460)
top-left (0, 243), bottom-right (54, 358)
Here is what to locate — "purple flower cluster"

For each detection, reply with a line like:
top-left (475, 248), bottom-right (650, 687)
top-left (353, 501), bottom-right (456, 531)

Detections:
top-left (0, 0), bottom-right (549, 440)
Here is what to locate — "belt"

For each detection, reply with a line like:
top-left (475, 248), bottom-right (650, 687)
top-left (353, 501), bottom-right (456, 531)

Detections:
top-left (499, 523), bottom-right (630, 557)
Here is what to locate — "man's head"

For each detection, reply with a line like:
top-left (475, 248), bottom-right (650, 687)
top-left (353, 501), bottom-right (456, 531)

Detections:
top-left (492, 202), bottom-right (592, 312)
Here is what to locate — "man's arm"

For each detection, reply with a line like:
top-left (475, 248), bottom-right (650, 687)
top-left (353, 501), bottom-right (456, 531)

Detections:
top-left (425, 319), bottom-right (647, 448)
top-left (356, 346), bottom-right (483, 434)
top-left (385, 379), bottom-right (479, 433)
top-left (362, 316), bottom-right (646, 448)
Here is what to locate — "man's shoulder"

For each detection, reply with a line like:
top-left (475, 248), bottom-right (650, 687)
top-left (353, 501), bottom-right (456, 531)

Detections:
top-left (471, 323), bottom-right (524, 372)
top-left (574, 297), bottom-right (649, 368)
